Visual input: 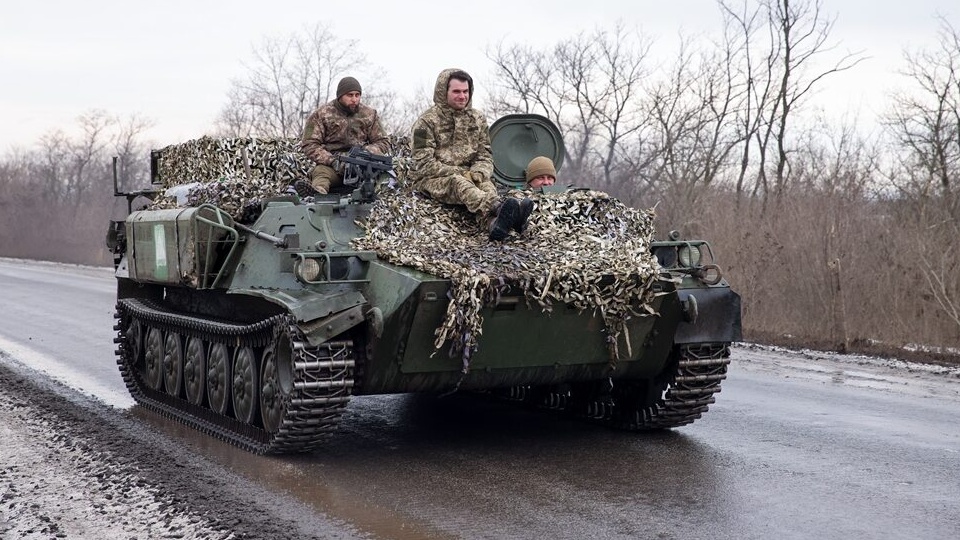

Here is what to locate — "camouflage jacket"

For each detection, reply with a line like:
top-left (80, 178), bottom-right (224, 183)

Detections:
top-left (409, 68), bottom-right (494, 183)
top-left (300, 100), bottom-right (390, 167)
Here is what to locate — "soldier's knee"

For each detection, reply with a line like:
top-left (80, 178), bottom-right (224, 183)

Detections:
top-left (311, 164), bottom-right (338, 188)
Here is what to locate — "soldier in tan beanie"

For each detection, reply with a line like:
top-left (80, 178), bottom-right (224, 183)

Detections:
top-left (525, 156), bottom-right (557, 189)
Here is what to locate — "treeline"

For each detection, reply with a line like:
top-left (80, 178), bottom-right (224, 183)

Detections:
top-left (0, 111), bottom-right (153, 265)
top-left (1, 0), bottom-right (957, 359)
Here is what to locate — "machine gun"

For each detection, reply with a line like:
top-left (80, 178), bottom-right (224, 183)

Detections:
top-left (337, 146), bottom-right (394, 202)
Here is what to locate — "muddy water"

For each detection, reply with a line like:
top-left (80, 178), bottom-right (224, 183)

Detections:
top-left (131, 351), bottom-right (960, 540)
top-left (4, 259), bottom-right (960, 539)
top-left (133, 391), bottom-right (741, 539)
top-left (134, 399), bottom-right (458, 539)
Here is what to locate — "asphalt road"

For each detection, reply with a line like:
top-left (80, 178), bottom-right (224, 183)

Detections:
top-left (1, 257), bottom-right (959, 539)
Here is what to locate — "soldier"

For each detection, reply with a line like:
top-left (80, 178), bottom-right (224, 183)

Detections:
top-left (525, 156), bottom-right (557, 189)
top-left (410, 68), bottom-right (533, 241)
top-left (297, 76), bottom-right (390, 197)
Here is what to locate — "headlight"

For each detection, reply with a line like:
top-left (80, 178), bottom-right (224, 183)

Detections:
top-left (652, 246), bottom-right (678, 268)
top-left (296, 257), bottom-right (323, 282)
top-left (678, 244), bottom-right (702, 267)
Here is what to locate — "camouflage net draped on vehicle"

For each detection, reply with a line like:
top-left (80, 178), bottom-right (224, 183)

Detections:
top-left (141, 135), bottom-right (664, 373)
top-left (146, 136), bottom-right (412, 220)
top-left (352, 186), bottom-right (665, 373)
top-left (154, 137), bottom-right (313, 188)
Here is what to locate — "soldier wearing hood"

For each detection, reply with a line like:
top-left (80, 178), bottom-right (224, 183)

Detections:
top-left (410, 69), bottom-right (533, 241)
top-left (297, 76), bottom-right (390, 197)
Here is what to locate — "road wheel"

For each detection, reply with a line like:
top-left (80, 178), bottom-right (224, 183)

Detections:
top-left (232, 346), bottom-right (259, 425)
top-left (183, 337), bottom-right (206, 405)
top-left (162, 332), bottom-right (183, 397)
top-left (206, 343), bottom-right (231, 415)
top-left (142, 327), bottom-right (164, 391)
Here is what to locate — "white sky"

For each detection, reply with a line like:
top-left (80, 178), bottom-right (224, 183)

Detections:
top-left (0, 0), bottom-right (956, 151)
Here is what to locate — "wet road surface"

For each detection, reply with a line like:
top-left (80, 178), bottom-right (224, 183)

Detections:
top-left (2, 258), bottom-right (959, 539)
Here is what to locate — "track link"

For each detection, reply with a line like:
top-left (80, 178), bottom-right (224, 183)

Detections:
top-left (114, 297), bottom-right (354, 454)
top-left (609, 343), bottom-right (730, 429)
top-left (500, 343), bottom-right (730, 430)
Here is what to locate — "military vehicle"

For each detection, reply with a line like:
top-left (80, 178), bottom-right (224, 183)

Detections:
top-left (106, 114), bottom-right (741, 454)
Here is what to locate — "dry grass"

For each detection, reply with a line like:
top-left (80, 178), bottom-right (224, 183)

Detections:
top-left (646, 188), bottom-right (960, 366)
top-left (3, 177), bottom-right (958, 367)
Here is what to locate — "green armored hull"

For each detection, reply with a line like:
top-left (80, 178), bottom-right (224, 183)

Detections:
top-left (107, 115), bottom-right (741, 453)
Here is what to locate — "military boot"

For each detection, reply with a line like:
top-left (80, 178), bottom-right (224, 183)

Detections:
top-left (487, 198), bottom-right (520, 241)
top-left (294, 179), bottom-right (327, 198)
top-left (513, 197), bottom-right (535, 234)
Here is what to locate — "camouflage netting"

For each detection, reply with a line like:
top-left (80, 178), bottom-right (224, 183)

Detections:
top-left (154, 137), bottom-right (312, 188)
top-left (146, 136), bottom-right (664, 375)
top-left (147, 136), bottom-right (413, 220)
top-left (352, 186), bottom-right (665, 374)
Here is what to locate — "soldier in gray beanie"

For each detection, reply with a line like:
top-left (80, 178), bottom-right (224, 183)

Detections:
top-left (336, 76), bottom-right (361, 98)
top-left (298, 76), bottom-right (388, 197)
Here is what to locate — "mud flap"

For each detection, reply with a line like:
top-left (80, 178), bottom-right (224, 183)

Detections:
top-left (674, 287), bottom-right (742, 344)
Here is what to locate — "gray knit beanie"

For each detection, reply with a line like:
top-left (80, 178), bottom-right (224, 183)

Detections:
top-left (336, 77), bottom-right (362, 98)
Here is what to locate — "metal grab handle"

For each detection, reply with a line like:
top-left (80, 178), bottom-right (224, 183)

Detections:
top-left (524, 123), bottom-right (539, 143)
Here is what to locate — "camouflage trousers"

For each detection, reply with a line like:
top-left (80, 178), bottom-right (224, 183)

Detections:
top-left (310, 164), bottom-right (342, 193)
top-left (414, 174), bottom-right (499, 220)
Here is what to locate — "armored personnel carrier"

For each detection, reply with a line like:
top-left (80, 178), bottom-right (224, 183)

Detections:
top-left (106, 114), bottom-right (741, 454)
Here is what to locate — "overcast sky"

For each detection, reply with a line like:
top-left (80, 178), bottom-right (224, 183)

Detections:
top-left (1, 0), bottom-right (956, 152)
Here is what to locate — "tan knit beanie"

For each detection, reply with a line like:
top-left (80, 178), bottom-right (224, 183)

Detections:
top-left (336, 76), bottom-right (362, 98)
top-left (525, 156), bottom-right (557, 184)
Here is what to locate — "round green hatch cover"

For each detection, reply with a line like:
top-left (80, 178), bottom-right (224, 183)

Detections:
top-left (490, 114), bottom-right (565, 188)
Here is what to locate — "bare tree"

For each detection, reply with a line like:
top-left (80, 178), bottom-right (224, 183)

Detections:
top-left (362, 85), bottom-right (431, 137)
top-left (720, 0), bottom-right (865, 209)
top-left (885, 15), bottom-right (960, 214)
top-left (486, 23), bottom-right (651, 188)
top-left (790, 114), bottom-right (879, 198)
top-left (35, 129), bottom-right (71, 202)
top-left (215, 24), bottom-right (363, 138)
top-left (718, 0), bottom-right (777, 202)
top-left (486, 4), bottom-right (863, 209)
top-left (916, 218), bottom-right (960, 333)
top-left (884, 16), bottom-right (960, 339)
top-left (486, 41), bottom-right (564, 127)
top-left (69, 110), bottom-right (113, 204)
top-left (640, 35), bottom-right (749, 221)
top-left (586, 23), bottom-right (652, 189)
top-left (113, 113), bottom-right (155, 190)
top-left (0, 148), bottom-right (35, 232)
top-left (767, 0), bottom-right (865, 200)
top-left (0, 109), bottom-right (150, 264)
